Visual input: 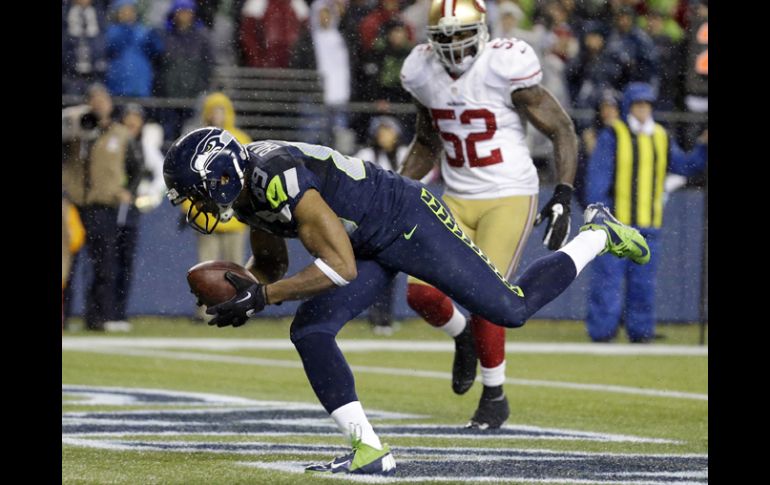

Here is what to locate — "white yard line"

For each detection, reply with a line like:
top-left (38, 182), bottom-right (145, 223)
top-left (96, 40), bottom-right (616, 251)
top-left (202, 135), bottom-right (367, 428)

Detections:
top-left (62, 337), bottom-right (707, 356)
top-left (63, 344), bottom-right (707, 401)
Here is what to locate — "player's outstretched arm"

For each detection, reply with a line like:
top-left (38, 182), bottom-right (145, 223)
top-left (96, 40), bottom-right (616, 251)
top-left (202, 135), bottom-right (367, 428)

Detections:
top-left (511, 85), bottom-right (578, 186)
top-left (400, 100), bottom-right (442, 180)
top-left (246, 228), bottom-right (288, 283)
top-left (264, 189), bottom-right (357, 305)
top-left (513, 85), bottom-right (579, 250)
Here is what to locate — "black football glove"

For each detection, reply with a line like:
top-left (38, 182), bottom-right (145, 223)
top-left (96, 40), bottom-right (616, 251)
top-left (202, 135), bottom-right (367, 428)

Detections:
top-left (534, 183), bottom-right (574, 250)
top-left (206, 271), bottom-right (266, 328)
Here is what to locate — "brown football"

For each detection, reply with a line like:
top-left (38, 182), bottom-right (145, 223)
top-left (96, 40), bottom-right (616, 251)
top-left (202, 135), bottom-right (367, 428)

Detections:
top-left (186, 260), bottom-right (259, 307)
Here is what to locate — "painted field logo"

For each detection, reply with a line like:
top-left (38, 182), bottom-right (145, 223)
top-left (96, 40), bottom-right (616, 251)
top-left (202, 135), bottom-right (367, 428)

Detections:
top-left (63, 385), bottom-right (707, 484)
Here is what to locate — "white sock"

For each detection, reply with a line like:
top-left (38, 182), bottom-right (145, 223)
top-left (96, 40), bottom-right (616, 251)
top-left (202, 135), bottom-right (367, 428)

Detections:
top-left (438, 305), bottom-right (466, 338)
top-left (480, 361), bottom-right (506, 387)
top-left (558, 230), bottom-right (607, 275)
top-left (330, 401), bottom-right (383, 449)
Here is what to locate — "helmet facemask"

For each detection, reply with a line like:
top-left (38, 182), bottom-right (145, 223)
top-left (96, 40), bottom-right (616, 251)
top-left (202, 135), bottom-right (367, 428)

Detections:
top-left (428, 13), bottom-right (489, 74)
top-left (164, 127), bottom-right (247, 235)
top-left (167, 178), bottom-right (236, 234)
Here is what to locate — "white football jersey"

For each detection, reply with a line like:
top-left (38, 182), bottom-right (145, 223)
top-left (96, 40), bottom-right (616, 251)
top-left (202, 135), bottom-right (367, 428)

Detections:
top-left (401, 38), bottom-right (543, 199)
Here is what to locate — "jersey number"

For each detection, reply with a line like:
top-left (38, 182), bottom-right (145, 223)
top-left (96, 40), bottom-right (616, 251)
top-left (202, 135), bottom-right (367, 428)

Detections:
top-left (431, 108), bottom-right (502, 168)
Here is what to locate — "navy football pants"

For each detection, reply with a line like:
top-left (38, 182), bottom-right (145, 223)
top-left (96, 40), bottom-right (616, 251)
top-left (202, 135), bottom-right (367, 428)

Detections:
top-left (290, 187), bottom-right (575, 342)
top-left (289, 187), bottom-right (577, 413)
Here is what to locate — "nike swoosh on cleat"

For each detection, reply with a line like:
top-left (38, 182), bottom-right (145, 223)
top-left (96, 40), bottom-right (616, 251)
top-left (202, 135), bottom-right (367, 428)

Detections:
top-left (631, 240), bottom-right (649, 257)
top-left (235, 291), bottom-right (252, 304)
top-left (403, 224), bottom-right (418, 240)
top-left (330, 459), bottom-right (351, 471)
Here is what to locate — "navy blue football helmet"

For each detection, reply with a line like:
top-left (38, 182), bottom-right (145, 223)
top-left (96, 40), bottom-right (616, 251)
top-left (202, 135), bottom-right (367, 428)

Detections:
top-left (163, 127), bottom-right (249, 234)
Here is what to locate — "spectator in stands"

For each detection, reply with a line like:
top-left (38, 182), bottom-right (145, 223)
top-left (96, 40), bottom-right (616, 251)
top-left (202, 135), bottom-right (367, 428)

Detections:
top-left (642, 9), bottom-right (683, 112)
top-left (402, 0), bottom-right (431, 44)
top-left (293, 0), bottom-right (351, 129)
top-left (566, 21), bottom-right (623, 111)
top-left (160, 0), bottom-right (213, 99)
top-left (104, 0), bottom-right (163, 97)
top-left (583, 82), bottom-right (707, 343)
top-left (108, 103), bottom-right (148, 332)
top-left (491, 1), bottom-right (544, 47)
top-left (574, 89), bottom-right (620, 208)
top-left (603, 6), bottom-right (659, 88)
top-left (683, 0), bottom-right (707, 150)
top-left (182, 92), bottom-right (251, 322)
top-left (361, 19), bottom-right (414, 104)
top-left (158, 0), bottom-right (214, 140)
top-left (63, 0), bottom-right (108, 95)
top-left (359, 0), bottom-right (413, 54)
top-left (338, 0), bottom-right (375, 102)
top-left (239, 0), bottom-right (309, 68)
top-left (62, 83), bottom-right (135, 332)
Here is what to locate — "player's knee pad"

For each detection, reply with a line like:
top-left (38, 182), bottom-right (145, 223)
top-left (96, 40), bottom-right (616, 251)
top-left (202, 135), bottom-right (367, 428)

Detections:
top-left (406, 283), bottom-right (453, 327)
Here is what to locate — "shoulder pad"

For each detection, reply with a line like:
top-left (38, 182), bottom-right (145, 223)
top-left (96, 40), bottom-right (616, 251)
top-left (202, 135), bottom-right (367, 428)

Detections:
top-left (401, 44), bottom-right (435, 95)
top-left (484, 39), bottom-right (543, 92)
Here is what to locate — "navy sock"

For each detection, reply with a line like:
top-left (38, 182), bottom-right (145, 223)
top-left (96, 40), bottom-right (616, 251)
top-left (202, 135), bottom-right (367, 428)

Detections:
top-left (482, 385), bottom-right (504, 400)
top-left (515, 252), bottom-right (578, 318)
top-left (292, 332), bottom-right (358, 414)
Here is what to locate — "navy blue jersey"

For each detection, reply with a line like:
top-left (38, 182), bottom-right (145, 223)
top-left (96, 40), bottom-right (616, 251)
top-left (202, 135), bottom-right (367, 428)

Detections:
top-left (232, 140), bottom-right (419, 255)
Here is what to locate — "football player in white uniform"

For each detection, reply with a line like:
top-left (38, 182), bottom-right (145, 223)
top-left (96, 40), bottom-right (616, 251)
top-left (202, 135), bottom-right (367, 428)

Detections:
top-left (400, 0), bottom-right (578, 429)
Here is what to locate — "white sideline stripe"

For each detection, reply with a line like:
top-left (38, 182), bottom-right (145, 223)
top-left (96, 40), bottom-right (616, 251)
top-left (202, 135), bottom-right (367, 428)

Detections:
top-left (62, 337), bottom-right (708, 356)
top-left (63, 347), bottom-right (708, 401)
top-left (61, 438), bottom-right (707, 459)
top-left (241, 461), bottom-right (706, 484)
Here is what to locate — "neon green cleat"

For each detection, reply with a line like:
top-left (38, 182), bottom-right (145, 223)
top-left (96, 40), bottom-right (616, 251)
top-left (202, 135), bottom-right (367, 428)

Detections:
top-left (580, 203), bottom-right (651, 265)
top-left (305, 438), bottom-right (396, 476)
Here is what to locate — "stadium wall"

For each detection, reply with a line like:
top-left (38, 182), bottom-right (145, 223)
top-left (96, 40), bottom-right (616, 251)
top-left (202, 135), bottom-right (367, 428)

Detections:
top-left (68, 186), bottom-right (706, 323)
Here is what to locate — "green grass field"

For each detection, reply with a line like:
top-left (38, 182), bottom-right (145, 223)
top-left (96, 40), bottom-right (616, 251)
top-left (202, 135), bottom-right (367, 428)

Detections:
top-left (62, 317), bottom-right (708, 484)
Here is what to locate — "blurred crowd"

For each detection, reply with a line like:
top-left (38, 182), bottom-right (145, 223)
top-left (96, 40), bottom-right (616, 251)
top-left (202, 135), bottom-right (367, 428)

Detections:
top-left (63, 0), bottom-right (708, 141)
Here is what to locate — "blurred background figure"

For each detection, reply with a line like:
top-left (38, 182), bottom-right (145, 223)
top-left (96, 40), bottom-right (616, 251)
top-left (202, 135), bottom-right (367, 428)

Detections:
top-left (239, 0), bottom-right (309, 68)
top-left (62, 83), bottom-right (135, 332)
top-left (104, 0), bottom-right (164, 97)
top-left (583, 82), bottom-right (707, 343)
top-left (361, 19), bottom-right (414, 104)
top-left (158, 0), bottom-right (214, 140)
top-left (62, 197), bottom-right (86, 329)
top-left (642, 7), bottom-right (684, 112)
top-left (291, 0), bottom-right (352, 150)
top-left (491, 1), bottom-right (542, 46)
top-left (683, 0), bottom-right (708, 152)
top-left (181, 92), bottom-right (251, 322)
top-left (359, 0), bottom-right (413, 54)
top-left (575, 88), bottom-right (620, 208)
top-left (108, 103), bottom-right (150, 332)
top-left (355, 17), bottom-right (414, 145)
top-left (603, 6), bottom-right (658, 89)
top-left (567, 21), bottom-right (623, 112)
top-left (62, 0), bottom-right (107, 95)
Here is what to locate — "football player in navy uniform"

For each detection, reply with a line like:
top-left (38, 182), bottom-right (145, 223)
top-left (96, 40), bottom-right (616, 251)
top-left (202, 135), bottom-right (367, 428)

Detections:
top-left (163, 127), bottom-right (650, 476)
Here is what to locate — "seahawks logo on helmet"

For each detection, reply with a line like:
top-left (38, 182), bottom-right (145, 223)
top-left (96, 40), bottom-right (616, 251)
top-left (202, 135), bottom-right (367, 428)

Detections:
top-left (191, 129), bottom-right (235, 178)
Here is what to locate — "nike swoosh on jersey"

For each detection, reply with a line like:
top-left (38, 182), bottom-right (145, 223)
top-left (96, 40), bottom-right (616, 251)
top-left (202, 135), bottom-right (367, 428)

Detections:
top-left (403, 224), bottom-right (418, 240)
